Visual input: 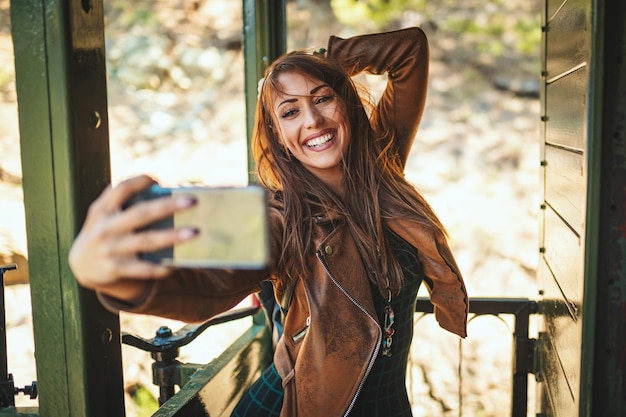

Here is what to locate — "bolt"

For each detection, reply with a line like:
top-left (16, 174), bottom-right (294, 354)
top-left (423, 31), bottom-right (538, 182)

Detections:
top-left (101, 328), bottom-right (113, 345)
top-left (156, 326), bottom-right (173, 339)
top-left (88, 111), bottom-right (101, 129)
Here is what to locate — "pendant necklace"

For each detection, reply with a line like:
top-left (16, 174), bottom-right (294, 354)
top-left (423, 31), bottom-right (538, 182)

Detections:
top-left (382, 276), bottom-right (395, 357)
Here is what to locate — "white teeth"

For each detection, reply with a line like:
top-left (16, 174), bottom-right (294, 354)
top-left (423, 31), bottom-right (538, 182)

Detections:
top-left (305, 133), bottom-right (333, 148)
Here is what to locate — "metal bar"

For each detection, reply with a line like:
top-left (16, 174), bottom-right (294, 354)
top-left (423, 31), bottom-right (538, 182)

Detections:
top-left (0, 265), bottom-right (16, 407)
top-left (122, 303), bottom-right (263, 405)
top-left (416, 297), bottom-right (537, 417)
top-left (122, 305), bottom-right (262, 353)
top-left (511, 301), bottom-right (532, 417)
top-left (416, 297), bottom-right (537, 315)
top-left (151, 323), bottom-right (272, 417)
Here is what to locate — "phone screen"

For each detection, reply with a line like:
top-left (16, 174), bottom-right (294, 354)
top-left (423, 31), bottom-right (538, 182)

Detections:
top-left (169, 186), bottom-right (269, 269)
top-left (133, 185), bottom-right (269, 269)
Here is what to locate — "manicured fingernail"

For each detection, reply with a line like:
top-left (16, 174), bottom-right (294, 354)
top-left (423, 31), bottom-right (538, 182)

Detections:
top-left (179, 227), bottom-right (199, 240)
top-left (175, 196), bottom-right (197, 209)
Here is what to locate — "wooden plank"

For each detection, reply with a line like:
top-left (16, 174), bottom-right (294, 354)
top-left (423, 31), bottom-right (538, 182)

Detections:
top-left (546, 0), bottom-right (567, 22)
top-left (544, 146), bottom-right (585, 233)
top-left (538, 259), bottom-right (582, 417)
top-left (541, 1), bottom-right (592, 417)
top-left (11, 0), bottom-right (124, 416)
top-left (10, 2), bottom-right (71, 413)
top-left (538, 331), bottom-right (580, 417)
top-left (543, 206), bottom-right (585, 310)
top-left (0, 409), bottom-right (38, 417)
top-left (545, 0), bottom-right (589, 81)
top-left (545, 66), bottom-right (588, 151)
top-left (243, 0), bottom-right (286, 180)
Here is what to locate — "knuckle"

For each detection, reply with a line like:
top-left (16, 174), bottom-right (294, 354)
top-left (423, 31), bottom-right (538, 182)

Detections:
top-left (86, 198), bottom-right (106, 218)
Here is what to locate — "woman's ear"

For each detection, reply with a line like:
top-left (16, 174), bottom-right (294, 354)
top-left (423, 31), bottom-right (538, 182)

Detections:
top-left (257, 77), bottom-right (265, 99)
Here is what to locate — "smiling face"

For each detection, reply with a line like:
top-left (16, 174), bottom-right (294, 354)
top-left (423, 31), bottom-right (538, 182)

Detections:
top-left (271, 71), bottom-right (350, 191)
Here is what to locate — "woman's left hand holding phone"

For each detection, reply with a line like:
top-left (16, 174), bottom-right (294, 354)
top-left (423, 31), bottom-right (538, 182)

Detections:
top-left (68, 174), bottom-right (198, 303)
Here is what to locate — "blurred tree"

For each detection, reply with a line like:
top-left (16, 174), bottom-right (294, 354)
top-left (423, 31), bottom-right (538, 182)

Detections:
top-left (330, 0), bottom-right (427, 30)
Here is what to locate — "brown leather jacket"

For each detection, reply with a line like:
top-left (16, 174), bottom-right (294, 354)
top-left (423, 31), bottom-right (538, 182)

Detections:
top-left (101, 27), bottom-right (468, 417)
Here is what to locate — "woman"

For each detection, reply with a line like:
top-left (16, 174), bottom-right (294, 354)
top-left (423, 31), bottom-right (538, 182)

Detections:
top-left (69, 27), bottom-right (468, 417)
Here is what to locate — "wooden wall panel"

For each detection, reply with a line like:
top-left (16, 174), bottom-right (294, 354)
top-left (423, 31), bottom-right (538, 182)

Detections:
top-left (542, 206), bottom-right (584, 321)
top-left (546, 0), bottom-right (567, 23)
top-left (544, 146), bottom-right (585, 232)
top-left (545, 67), bottom-right (588, 150)
top-left (545, 0), bottom-right (588, 80)
top-left (538, 260), bottom-right (583, 417)
top-left (540, 0), bottom-right (591, 415)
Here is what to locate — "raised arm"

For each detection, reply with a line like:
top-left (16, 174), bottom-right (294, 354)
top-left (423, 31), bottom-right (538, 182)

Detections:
top-left (326, 27), bottom-right (429, 167)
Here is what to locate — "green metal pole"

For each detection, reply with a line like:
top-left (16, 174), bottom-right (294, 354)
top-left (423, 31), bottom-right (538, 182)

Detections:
top-left (11, 0), bottom-right (124, 416)
top-left (242, 0), bottom-right (286, 182)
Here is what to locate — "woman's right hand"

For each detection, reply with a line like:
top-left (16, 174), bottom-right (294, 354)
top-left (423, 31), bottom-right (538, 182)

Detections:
top-left (68, 174), bottom-right (198, 303)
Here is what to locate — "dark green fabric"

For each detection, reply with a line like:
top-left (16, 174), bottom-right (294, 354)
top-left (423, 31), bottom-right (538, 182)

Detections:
top-left (347, 228), bottom-right (423, 417)
top-left (231, 363), bottom-right (284, 417)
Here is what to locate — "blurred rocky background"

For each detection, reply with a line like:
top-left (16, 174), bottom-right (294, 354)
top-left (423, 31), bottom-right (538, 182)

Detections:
top-left (0, 0), bottom-right (541, 415)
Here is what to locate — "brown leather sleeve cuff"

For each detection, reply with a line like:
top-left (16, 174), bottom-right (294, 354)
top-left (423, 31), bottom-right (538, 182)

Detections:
top-left (96, 280), bottom-right (157, 314)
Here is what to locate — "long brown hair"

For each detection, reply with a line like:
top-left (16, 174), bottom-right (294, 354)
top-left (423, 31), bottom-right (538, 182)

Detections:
top-left (252, 51), bottom-right (446, 296)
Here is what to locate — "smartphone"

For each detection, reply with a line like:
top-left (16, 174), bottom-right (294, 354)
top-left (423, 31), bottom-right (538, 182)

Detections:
top-left (125, 184), bottom-right (269, 269)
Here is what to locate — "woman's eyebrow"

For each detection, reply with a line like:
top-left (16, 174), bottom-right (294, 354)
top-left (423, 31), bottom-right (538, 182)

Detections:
top-left (310, 84), bottom-right (330, 95)
top-left (277, 97), bottom-right (297, 108)
top-left (276, 84), bottom-right (330, 109)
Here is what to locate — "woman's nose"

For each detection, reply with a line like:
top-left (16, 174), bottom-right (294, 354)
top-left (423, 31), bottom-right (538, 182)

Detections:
top-left (304, 105), bottom-right (323, 128)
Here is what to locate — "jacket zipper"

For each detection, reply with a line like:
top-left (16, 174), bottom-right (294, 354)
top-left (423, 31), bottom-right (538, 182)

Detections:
top-left (292, 316), bottom-right (310, 343)
top-left (316, 250), bottom-right (381, 417)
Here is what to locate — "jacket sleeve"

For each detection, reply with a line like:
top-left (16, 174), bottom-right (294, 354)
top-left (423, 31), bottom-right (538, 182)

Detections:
top-left (98, 268), bottom-right (268, 323)
top-left (97, 197), bottom-right (287, 323)
top-left (390, 220), bottom-right (468, 338)
top-left (326, 27), bottom-right (429, 168)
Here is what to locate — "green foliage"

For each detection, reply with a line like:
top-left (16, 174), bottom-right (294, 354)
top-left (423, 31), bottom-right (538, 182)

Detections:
top-left (514, 15), bottom-right (542, 55)
top-left (330, 0), bottom-right (426, 30)
top-left (441, 12), bottom-right (538, 58)
top-left (104, 0), bottom-right (159, 29)
top-left (128, 384), bottom-right (159, 417)
top-left (329, 0), bottom-right (540, 60)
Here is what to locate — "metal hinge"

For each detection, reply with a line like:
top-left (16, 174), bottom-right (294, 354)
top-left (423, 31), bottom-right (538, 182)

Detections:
top-left (515, 336), bottom-right (538, 376)
top-left (533, 332), bottom-right (547, 382)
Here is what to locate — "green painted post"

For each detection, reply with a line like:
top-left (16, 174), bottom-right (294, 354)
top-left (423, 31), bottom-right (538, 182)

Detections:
top-left (243, 0), bottom-right (286, 182)
top-left (581, 0), bottom-right (626, 416)
top-left (10, 1), bottom-right (125, 416)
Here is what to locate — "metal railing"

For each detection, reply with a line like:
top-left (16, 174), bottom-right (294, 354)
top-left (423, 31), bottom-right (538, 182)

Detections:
top-left (122, 295), bottom-right (538, 415)
top-left (415, 297), bottom-right (538, 417)
top-left (0, 265), bottom-right (37, 408)
top-left (0, 263), bottom-right (541, 415)
top-left (122, 298), bottom-right (263, 405)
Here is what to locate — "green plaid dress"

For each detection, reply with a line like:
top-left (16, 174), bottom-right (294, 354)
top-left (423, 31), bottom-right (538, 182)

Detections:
top-left (231, 229), bottom-right (423, 417)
